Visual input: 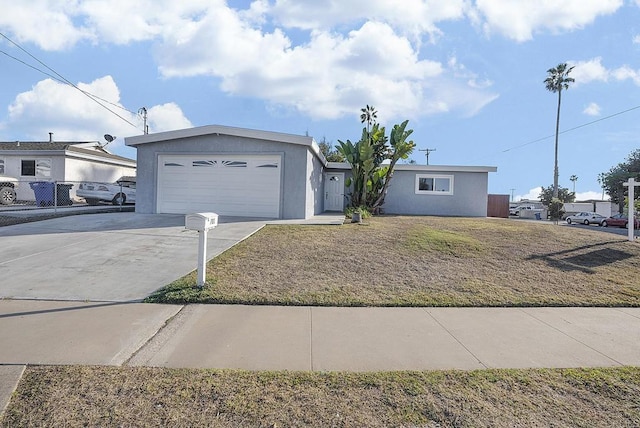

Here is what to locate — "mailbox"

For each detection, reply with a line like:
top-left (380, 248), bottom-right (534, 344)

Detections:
top-left (185, 212), bottom-right (218, 231)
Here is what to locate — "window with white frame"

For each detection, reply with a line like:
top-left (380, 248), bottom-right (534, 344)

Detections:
top-left (415, 174), bottom-right (453, 195)
top-left (0, 158), bottom-right (4, 175)
top-left (21, 159), bottom-right (51, 178)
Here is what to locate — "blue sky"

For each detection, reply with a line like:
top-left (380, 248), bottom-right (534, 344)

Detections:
top-left (1, 0), bottom-right (639, 201)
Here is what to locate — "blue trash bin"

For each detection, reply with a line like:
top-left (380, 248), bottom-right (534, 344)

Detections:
top-left (535, 212), bottom-right (541, 220)
top-left (29, 181), bottom-right (55, 206)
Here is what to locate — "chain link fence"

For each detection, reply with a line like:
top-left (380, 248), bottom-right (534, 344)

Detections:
top-left (0, 179), bottom-right (135, 227)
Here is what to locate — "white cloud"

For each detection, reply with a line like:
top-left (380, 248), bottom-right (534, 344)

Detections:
top-left (634, 34), bottom-right (640, 44)
top-left (611, 65), bottom-right (640, 85)
top-left (569, 57), bottom-right (609, 85)
top-left (147, 103), bottom-right (192, 133)
top-left (583, 102), bottom-right (601, 116)
top-left (514, 187), bottom-right (542, 202)
top-left (0, 1), bottom-right (498, 121)
top-left (0, 76), bottom-right (192, 151)
top-left (575, 190), bottom-right (608, 201)
top-left (569, 57), bottom-right (640, 87)
top-left (474, 0), bottom-right (622, 42)
top-left (0, 0), bottom-right (94, 50)
top-left (268, 0), bottom-right (467, 40)
top-left (514, 187), bottom-right (607, 202)
top-left (157, 15), bottom-right (497, 120)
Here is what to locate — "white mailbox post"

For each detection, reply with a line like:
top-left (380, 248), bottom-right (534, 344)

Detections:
top-left (623, 178), bottom-right (639, 242)
top-left (185, 212), bottom-right (219, 287)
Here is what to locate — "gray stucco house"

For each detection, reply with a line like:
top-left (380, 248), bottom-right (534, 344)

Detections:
top-left (125, 125), bottom-right (496, 219)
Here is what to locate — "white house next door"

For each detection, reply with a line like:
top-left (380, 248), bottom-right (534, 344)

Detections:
top-left (324, 172), bottom-right (344, 212)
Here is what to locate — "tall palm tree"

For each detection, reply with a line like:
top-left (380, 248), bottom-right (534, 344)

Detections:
top-left (360, 104), bottom-right (377, 135)
top-left (545, 63), bottom-right (575, 199)
top-left (570, 174), bottom-right (578, 193)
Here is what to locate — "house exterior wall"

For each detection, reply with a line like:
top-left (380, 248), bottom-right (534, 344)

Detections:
top-left (382, 170), bottom-right (489, 217)
top-left (307, 150), bottom-right (325, 216)
top-left (1, 154), bottom-right (64, 201)
top-left (64, 157), bottom-right (136, 200)
top-left (64, 157), bottom-right (135, 183)
top-left (135, 133), bottom-right (315, 219)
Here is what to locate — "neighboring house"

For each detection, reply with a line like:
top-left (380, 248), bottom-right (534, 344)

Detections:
top-left (0, 141), bottom-right (136, 202)
top-left (125, 125), bottom-right (496, 219)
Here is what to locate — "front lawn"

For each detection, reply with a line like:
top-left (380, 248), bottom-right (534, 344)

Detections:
top-left (147, 216), bottom-right (640, 307)
top-left (3, 366), bottom-right (639, 427)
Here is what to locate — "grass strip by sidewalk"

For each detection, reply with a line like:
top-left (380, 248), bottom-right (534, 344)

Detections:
top-left (147, 216), bottom-right (640, 307)
top-left (2, 366), bottom-right (639, 427)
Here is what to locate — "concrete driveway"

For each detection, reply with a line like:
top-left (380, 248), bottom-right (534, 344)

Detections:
top-left (0, 212), bottom-right (266, 302)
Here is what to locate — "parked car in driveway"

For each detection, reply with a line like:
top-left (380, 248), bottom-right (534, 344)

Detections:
top-left (565, 211), bottom-right (606, 226)
top-left (602, 213), bottom-right (640, 229)
top-left (0, 175), bottom-right (18, 205)
top-left (77, 176), bottom-right (136, 205)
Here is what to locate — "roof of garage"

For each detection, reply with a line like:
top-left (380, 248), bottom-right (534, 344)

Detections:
top-left (126, 124), bottom-right (314, 148)
top-left (125, 124), bottom-right (327, 165)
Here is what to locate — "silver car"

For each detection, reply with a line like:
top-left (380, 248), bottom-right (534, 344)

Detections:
top-left (77, 176), bottom-right (136, 205)
top-left (565, 211), bottom-right (606, 226)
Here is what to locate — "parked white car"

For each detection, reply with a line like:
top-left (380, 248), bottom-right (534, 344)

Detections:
top-left (0, 175), bottom-right (19, 205)
top-left (77, 176), bottom-right (136, 205)
top-left (509, 205), bottom-right (536, 216)
top-left (565, 211), bottom-right (606, 226)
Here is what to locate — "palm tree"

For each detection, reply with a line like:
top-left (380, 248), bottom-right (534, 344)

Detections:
top-left (545, 63), bottom-right (575, 199)
top-left (360, 104), bottom-right (377, 135)
top-left (570, 174), bottom-right (578, 194)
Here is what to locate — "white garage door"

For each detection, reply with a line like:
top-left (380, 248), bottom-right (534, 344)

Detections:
top-left (157, 154), bottom-right (281, 217)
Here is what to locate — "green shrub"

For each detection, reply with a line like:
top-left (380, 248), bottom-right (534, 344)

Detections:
top-left (345, 206), bottom-right (372, 219)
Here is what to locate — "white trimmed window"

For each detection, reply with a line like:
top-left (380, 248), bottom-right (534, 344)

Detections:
top-left (415, 174), bottom-right (453, 195)
top-left (0, 158), bottom-right (4, 175)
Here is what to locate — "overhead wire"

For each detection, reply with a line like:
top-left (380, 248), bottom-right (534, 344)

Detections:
top-left (0, 31), bottom-right (142, 131)
top-left (502, 105), bottom-right (640, 153)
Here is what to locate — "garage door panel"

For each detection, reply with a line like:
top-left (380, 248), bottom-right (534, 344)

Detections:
top-left (157, 155), bottom-right (281, 217)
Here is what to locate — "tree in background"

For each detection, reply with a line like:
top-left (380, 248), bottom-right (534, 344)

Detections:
top-left (539, 184), bottom-right (575, 206)
top-left (544, 63), bottom-right (575, 199)
top-left (318, 137), bottom-right (344, 162)
top-left (337, 106), bottom-right (415, 213)
top-left (599, 149), bottom-right (640, 213)
top-left (569, 174), bottom-right (578, 193)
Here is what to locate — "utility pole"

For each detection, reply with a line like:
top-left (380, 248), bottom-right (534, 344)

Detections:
top-left (419, 148), bottom-right (436, 165)
top-left (138, 107), bottom-right (149, 134)
top-left (510, 188), bottom-right (515, 202)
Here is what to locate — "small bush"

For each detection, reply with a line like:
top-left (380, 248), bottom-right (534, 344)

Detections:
top-left (345, 206), bottom-right (372, 219)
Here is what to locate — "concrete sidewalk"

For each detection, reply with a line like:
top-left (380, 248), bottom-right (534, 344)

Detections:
top-left (2, 300), bottom-right (639, 371)
top-left (2, 300), bottom-right (640, 415)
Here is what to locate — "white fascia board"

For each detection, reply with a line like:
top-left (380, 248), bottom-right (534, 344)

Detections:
top-left (394, 164), bottom-right (497, 173)
top-left (125, 124), bottom-right (315, 148)
top-left (327, 162), bottom-right (497, 173)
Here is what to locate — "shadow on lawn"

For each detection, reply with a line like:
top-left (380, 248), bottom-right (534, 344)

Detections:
top-left (528, 241), bottom-right (634, 274)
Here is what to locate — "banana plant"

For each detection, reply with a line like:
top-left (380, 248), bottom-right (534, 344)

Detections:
top-left (372, 120), bottom-right (416, 209)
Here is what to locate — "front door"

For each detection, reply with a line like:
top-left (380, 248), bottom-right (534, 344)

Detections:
top-left (324, 173), bottom-right (344, 212)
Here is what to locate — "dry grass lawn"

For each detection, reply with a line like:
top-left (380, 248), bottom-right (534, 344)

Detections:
top-left (148, 216), bottom-right (640, 306)
top-left (3, 365), bottom-right (639, 427)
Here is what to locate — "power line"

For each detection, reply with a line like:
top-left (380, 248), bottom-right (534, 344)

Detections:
top-left (0, 31), bottom-right (141, 131)
top-left (0, 48), bottom-right (138, 116)
top-left (502, 104), bottom-right (640, 153)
